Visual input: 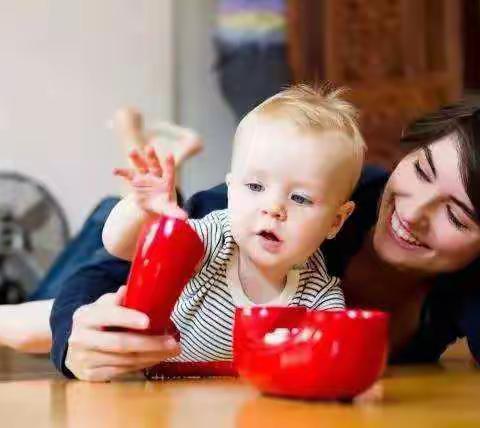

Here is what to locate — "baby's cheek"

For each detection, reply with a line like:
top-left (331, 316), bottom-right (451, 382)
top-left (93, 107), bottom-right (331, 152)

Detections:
top-left (294, 221), bottom-right (328, 253)
top-left (230, 205), bottom-right (249, 229)
top-left (229, 212), bottom-right (249, 244)
top-left (229, 192), bottom-right (252, 217)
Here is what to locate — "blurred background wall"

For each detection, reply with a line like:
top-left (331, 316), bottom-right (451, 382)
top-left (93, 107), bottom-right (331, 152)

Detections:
top-left (0, 0), bottom-right (238, 232)
top-left (174, 0), bottom-right (236, 210)
top-left (0, 0), bottom-right (176, 232)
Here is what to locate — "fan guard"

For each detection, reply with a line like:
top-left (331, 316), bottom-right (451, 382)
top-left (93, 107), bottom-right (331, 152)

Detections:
top-left (0, 171), bottom-right (70, 303)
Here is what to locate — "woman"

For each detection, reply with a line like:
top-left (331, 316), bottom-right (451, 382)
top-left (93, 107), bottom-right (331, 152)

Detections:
top-left (340, 104), bottom-right (480, 361)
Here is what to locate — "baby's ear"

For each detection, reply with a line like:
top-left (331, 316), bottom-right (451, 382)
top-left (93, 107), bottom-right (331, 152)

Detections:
top-left (225, 172), bottom-right (232, 187)
top-left (326, 201), bottom-right (355, 240)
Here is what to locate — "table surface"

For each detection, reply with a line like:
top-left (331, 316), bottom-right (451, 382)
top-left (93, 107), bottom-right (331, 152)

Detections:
top-left (0, 342), bottom-right (479, 428)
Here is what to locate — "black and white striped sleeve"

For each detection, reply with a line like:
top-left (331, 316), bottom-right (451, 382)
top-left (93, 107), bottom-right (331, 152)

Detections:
top-left (311, 277), bottom-right (345, 310)
top-left (187, 210), bottom-right (226, 272)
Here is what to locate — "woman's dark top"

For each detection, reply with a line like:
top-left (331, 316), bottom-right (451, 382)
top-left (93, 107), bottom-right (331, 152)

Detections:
top-left (50, 165), bottom-right (480, 377)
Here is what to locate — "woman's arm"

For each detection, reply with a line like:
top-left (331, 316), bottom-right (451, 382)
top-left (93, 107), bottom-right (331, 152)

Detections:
top-left (50, 248), bottom-right (131, 377)
top-left (458, 286), bottom-right (480, 365)
top-left (389, 282), bottom-right (474, 365)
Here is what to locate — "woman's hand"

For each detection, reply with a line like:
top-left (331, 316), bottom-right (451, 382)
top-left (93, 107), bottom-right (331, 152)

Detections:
top-left (114, 146), bottom-right (186, 219)
top-left (65, 286), bottom-right (181, 382)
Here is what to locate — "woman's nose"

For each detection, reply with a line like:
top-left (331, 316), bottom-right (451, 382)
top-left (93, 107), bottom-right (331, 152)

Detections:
top-left (402, 201), bottom-right (431, 233)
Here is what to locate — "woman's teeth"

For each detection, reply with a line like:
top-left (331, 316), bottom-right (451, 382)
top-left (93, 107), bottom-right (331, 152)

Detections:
top-left (391, 210), bottom-right (423, 247)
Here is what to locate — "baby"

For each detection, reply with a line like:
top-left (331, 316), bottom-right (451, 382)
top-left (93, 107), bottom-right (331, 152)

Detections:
top-left (102, 84), bottom-right (365, 362)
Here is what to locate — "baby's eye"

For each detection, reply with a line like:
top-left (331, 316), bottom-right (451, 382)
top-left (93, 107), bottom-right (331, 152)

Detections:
top-left (291, 193), bottom-right (313, 205)
top-left (246, 183), bottom-right (264, 192)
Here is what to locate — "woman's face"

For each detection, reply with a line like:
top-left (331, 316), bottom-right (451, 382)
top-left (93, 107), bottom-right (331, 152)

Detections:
top-left (374, 134), bottom-right (480, 274)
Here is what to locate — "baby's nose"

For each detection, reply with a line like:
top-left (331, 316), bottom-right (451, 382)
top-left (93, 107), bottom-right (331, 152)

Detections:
top-left (263, 204), bottom-right (287, 221)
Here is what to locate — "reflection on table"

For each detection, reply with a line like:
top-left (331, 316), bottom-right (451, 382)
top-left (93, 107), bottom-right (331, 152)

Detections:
top-left (0, 341), bottom-right (478, 428)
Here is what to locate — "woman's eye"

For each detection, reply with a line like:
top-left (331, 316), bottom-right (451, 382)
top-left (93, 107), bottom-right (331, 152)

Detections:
top-left (246, 183), bottom-right (263, 192)
top-left (414, 160), bottom-right (432, 183)
top-left (291, 194), bottom-right (313, 205)
top-left (446, 205), bottom-right (468, 231)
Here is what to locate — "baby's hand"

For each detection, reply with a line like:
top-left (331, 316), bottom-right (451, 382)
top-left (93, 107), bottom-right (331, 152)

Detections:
top-left (114, 146), bottom-right (187, 219)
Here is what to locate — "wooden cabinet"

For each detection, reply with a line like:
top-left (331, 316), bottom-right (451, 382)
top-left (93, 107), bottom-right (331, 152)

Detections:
top-left (287, 0), bottom-right (462, 168)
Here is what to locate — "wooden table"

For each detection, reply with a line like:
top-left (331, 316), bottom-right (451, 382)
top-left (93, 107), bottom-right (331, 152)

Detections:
top-left (1, 343), bottom-right (479, 428)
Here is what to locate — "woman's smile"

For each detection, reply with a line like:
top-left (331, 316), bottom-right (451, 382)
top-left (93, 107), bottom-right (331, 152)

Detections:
top-left (388, 206), bottom-right (429, 249)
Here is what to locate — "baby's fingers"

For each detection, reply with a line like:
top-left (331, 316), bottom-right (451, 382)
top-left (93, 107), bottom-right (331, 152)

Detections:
top-left (113, 168), bottom-right (135, 181)
top-left (129, 148), bottom-right (149, 173)
top-left (163, 153), bottom-right (176, 190)
top-left (145, 146), bottom-right (163, 176)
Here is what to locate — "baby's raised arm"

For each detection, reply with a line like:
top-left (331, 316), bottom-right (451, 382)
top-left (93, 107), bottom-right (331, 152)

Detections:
top-left (102, 146), bottom-right (186, 260)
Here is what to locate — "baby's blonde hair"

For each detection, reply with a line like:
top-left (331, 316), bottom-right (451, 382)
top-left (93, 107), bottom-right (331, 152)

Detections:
top-left (233, 83), bottom-right (366, 194)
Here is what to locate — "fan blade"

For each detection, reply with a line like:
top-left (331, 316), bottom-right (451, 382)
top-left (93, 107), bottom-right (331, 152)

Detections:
top-left (3, 251), bottom-right (44, 293)
top-left (17, 197), bottom-right (52, 233)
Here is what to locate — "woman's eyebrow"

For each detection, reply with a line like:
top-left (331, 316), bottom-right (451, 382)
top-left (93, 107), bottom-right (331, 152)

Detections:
top-left (451, 196), bottom-right (478, 222)
top-left (422, 146), bottom-right (437, 177)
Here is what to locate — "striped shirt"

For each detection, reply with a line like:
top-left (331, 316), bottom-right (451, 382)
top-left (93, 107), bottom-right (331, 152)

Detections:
top-left (169, 209), bottom-right (345, 362)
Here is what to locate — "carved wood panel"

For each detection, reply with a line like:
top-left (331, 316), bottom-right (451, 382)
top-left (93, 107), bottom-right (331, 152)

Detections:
top-left (287, 0), bottom-right (462, 169)
top-left (464, 0), bottom-right (480, 89)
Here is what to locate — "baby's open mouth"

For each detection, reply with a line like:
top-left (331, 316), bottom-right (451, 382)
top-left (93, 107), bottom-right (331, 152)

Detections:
top-left (258, 230), bottom-right (280, 242)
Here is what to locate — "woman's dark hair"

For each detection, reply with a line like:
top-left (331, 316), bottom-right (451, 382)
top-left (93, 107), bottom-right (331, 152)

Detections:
top-left (400, 102), bottom-right (480, 220)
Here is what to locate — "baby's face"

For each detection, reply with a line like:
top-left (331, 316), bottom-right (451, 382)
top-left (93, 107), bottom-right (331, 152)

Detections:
top-left (228, 117), bottom-right (355, 273)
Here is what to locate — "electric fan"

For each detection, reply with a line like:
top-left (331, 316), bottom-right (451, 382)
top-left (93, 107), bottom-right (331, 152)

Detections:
top-left (0, 171), bottom-right (70, 303)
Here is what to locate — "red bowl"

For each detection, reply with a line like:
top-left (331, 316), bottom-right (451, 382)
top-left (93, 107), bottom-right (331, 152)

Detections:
top-left (233, 307), bottom-right (389, 400)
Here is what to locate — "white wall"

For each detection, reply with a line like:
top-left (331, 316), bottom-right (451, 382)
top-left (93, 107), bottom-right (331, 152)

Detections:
top-left (0, 0), bottom-right (235, 234)
top-left (174, 0), bottom-right (236, 200)
top-left (0, 0), bottom-right (175, 232)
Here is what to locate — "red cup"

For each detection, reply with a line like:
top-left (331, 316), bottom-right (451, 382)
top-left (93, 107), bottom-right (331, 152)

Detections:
top-left (234, 307), bottom-right (389, 400)
top-left (122, 215), bottom-right (204, 336)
